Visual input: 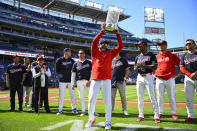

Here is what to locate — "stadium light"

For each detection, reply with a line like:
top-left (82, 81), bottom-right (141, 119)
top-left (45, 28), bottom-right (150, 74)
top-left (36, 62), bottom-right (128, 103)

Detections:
top-left (145, 7), bottom-right (164, 22)
top-left (85, 1), bottom-right (103, 10)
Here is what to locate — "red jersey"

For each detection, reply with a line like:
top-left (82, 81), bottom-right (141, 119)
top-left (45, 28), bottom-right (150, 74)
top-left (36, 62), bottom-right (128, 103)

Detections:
top-left (155, 51), bottom-right (180, 80)
top-left (91, 31), bottom-right (123, 80)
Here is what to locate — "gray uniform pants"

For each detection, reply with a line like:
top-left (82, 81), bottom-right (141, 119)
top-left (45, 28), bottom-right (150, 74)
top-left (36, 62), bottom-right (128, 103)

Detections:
top-left (111, 82), bottom-right (127, 111)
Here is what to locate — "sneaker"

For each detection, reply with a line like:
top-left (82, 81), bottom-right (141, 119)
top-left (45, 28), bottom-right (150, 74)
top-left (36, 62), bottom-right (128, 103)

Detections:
top-left (105, 122), bottom-right (111, 130)
top-left (29, 108), bottom-right (34, 111)
top-left (185, 117), bottom-right (195, 123)
top-left (57, 111), bottom-right (62, 115)
top-left (85, 119), bottom-right (96, 128)
top-left (94, 112), bottom-right (100, 116)
top-left (123, 110), bottom-right (128, 116)
top-left (72, 108), bottom-right (78, 114)
top-left (158, 113), bottom-right (163, 118)
top-left (172, 114), bottom-right (178, 119)
top-left (40, 107), bottom-right (43, 110)
top-left (155, 119), bottom-right (160, 123)
top-left (10, 109), bottom-right (15, 112)
top-left (80, 112), bottom-right (86, 116)
top-left (137, 117), bottom-right (144, 122)
top-left (27, 104), bottom-right (30, 107)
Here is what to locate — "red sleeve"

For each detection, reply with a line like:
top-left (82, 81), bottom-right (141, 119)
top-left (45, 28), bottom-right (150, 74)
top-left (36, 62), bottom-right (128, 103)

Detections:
top-left (91, 31), bottom-right (104, 57)
top-left (111, 34), bottom-right (123, 58)
top-left (180, 65), bottom-right (191, 77)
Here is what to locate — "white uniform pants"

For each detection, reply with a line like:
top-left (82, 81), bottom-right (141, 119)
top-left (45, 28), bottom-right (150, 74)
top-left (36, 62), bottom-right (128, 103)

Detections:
top-left (88, 79), bottom-right (111, 123)
top-left (156, 77), bottom-right (176, 115)
top-left (23, 86), bottom-right (32, 105)
top-left (58, 82), bottom-right (77, 112)
top-left (185, 75), bottom-right (197, 118)
top-left (77, 80), bottom-right (89, 112)
top-left (136, 74), bottom-right (159, 119)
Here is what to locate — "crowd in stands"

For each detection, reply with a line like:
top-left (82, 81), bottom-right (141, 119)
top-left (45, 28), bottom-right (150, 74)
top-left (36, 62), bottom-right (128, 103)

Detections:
top-left (0, 2), bottom-right (139, 43)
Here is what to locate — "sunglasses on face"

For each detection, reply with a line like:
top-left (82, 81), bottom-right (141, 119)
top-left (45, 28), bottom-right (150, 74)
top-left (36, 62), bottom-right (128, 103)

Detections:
top-left (186, 43), bottom-right (192, 46)
top-left (79, 52), bottom-right (85, 54)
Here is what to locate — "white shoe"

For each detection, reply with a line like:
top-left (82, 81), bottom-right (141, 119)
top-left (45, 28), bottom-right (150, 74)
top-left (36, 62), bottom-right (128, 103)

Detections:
top-left (56, 111), bottom-right (62, 115)
top-left (123, 110), bottom-right (128, 115)
top-left (105, 122), bottom-right (111, 130)
top-left (80, 112), bottom-right (86, 116)
top-left (85, 119), bottom-right (96, 128)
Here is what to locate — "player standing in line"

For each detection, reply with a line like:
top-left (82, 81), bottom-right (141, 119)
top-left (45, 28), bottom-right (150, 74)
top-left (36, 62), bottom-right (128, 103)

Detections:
top-left (111, 53), bottom-right (130, 115)
top-left (56, 48), bottom-right (78, 115)
top-left (85, 23), bottom-right (123, 130)
top-left (154, 40), bottom-right (180, 119)
top-left (23, 57), bottom-right (33, 107)
top-left (180, 39), bottom-right (197, 123)
top-left (134, 41), bottom-right (160, 123)
top-left (71, 49), bottom-right (92, 116)
top-left (6, 55), bottom-right (26, 112)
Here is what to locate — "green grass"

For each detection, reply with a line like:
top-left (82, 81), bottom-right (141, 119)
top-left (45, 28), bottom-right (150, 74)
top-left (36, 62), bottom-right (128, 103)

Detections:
top-left (0, 84), bottom-right (197, 131)
top-left (0, 101), bottom-right (197, 131)
top-left (50, 84), bottom-right (197, 103)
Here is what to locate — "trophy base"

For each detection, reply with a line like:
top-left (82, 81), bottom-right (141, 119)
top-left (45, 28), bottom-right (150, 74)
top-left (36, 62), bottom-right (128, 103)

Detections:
top-left (105, 27), bottom-right (116, 32)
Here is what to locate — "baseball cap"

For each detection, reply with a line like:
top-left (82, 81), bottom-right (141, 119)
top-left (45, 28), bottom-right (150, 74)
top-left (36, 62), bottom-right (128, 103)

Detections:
top-left (157, 40), bottom-right (167, 45)
top-left (64, 48), bottom-right (71, 52)
top-left (37, 56), bottom-right (44, 61)
top-left (137, 41), bottom-right (147, 46)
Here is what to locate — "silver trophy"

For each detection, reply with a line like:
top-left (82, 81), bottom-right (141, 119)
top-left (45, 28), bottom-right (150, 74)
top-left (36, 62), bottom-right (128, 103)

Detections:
top-left (105, 6), bottom-right (123, 32)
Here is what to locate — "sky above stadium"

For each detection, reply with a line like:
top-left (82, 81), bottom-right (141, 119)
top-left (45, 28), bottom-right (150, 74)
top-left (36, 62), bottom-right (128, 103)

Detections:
top-left (87, 0), bottom-right (197, 48)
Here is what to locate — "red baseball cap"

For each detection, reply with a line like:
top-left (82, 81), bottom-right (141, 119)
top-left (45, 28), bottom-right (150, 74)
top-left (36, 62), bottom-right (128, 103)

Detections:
top-left (37, 56), bottom-right (44, 61)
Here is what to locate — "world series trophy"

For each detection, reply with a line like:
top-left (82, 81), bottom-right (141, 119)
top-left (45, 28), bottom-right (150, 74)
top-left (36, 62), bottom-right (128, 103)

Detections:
top-left (105, 6), bottom-right (123, 32)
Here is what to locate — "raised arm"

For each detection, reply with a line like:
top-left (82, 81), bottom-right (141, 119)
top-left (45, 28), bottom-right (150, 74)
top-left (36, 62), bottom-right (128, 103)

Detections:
top-left (111, 31), bottom-right (123, 58)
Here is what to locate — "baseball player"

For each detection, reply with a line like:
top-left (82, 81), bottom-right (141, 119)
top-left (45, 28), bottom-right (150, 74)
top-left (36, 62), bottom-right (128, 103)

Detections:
top-left (56, 48), bottom-right (78, 115)
top-left (155, 40), bottom-right (180, 119)
top-left (6, 55), bottom-right (26, 112)
top-left (23, 57), bottom-right (33, 107)
top-left (85, 23), bottom-right (123, 130)
top-left (111, 53), bottom-right (130, 115)
top-left (180, 39), bottom-right (197, 123)
top-left (71, 49), bottom-right (92, 116)
top-left (134, 41), bottom-right (160, 123)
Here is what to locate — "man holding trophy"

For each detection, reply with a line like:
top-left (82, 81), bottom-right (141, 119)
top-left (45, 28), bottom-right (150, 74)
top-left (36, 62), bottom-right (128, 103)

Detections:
top-left (85, 19), bottom-right (123, 129)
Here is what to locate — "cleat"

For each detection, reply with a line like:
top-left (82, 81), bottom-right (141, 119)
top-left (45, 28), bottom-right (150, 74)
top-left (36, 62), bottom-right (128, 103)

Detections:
top-left (72, 108), bottom-right (78, 114)
top-left (85, 119), bottom-right (96, 128)
top-left (123, 110), bottom-right (128, 116)
top-left (172, 114), bottom-right (178, 119)
top-left (137, 117), bottom-right (144, 122)
top-left (56, 111), bottom-right (62, 115)
top-left (94, 112), bottom-right (100, 116)
top-left (158, 113), bottom-right (163, 118)
top-left (80, 112), bottom-right (86, 116)
top-left (185, 117), bottom-right (195, 123)
top-left (105, 122), bottom-right (111, 130)
top-left (155, 119), bottom-right (160, 123)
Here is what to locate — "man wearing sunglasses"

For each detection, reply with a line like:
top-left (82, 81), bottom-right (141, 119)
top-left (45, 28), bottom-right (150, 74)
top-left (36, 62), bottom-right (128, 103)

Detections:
top-left (180, 39), bottom-right (197, 123)
top-left (154, 40), bottom-right (180, 120)
top-left (134, 41), bottom-right (160, 123)
top-left (85, 23), bottom-right (123, 130)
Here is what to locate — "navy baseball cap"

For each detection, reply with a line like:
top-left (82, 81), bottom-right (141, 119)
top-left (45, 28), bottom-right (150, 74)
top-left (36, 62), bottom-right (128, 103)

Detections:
top-left (137, 41), bottom-right (147, 46)
top-left (157, 40), bottom-right (167, 45)
top-left (64, 48), bottom-right (71, 52)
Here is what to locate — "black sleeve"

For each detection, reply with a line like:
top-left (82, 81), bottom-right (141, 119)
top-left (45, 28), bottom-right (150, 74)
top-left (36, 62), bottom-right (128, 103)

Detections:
top-left (6, 65), bottom-right (10, 75)
top-left (151, 53), bottom-right (157, 64)
top-left (55, 58), bottom-right (61, 74)
top-left (72, 62), bottom-right (77, 73)
top-left (123, 58), bottom-right (129, 69)
top-left (134, 56), bottom-right (138, 66)
top-left (89, 61), bottom-right (92, 71)
top-left (22, 65), bottom-right (26, 74)
top-left (180, 53), bottom-right (185, 66)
